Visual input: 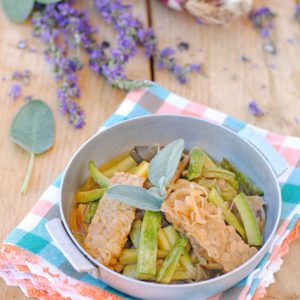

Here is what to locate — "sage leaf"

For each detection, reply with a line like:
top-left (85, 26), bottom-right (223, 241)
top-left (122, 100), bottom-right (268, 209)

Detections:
top-left (10, 100), bottom-right (55, 194)
top-left (36, 0), bottom-right (63, 4)
top-left (106, 185), bottom-right (163, 211)
top-left (2, 0), bottom-right (35, 23)
top-left (148, 139), bottom-right (184, 187)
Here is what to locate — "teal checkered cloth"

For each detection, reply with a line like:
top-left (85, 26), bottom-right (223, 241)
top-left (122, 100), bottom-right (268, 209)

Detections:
top-left (1, 84), bottom-right (300, 300)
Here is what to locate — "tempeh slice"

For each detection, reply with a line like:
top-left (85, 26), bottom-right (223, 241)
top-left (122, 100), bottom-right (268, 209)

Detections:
top-left (84, 172), bottom-right (145, 267)
top-left (162, 179), bottom-right (257, 272)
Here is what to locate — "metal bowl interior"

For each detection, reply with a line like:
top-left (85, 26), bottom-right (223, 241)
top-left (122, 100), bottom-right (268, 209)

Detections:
top-left (60, 115), bottom-right (281, 299)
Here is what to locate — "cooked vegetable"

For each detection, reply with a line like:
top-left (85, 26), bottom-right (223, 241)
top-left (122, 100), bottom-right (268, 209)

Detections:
top-left (221, 159), bottom-right (264, 196)
top-left (137, 211), bottom-right (161, 278)
top-left (233, 193), bottom-right (263, 246)
top-left (131, 161), bottom-right (149, 178)
top-left (84, 201), bottom-right (99, 223)
top-left (203, 154), bottom-right (217, 169)
top-left (103, 156), bottom-right (137, 178)
top-left (130, 220), bottom-right (142, 248)
top-left (88, 161), bottom-right (109, 188)
top-left (163, 226), bottom-right (196, 276)
top-left (172, 270), bottom-right (194, 281)
top-left (120, 248), bottom-right (168, 265)
top-left (216, 179), bottom-right (238, 201)
top-left (202, 167), bottom-right (236, 183)
top-left (157, 236), bottom-right (188, 283)
top-left (76, 188), bottom-right (107, 203)
top-left (72, 139), bottom-right (266, 285)
top-left (188, 147), bottom-right (205, 180)
top-left (99, 152), bottom-right (128, 172)
top-left (247, 195), bottom-right (266, 232)
top-left (208, 187), bottom-right (246, 240)
top-left (158, 228), bottom-right (171, 251)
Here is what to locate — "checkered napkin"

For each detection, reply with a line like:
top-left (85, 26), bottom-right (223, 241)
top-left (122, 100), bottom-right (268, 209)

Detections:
top-left (1, 84), bottom-right (300, 300)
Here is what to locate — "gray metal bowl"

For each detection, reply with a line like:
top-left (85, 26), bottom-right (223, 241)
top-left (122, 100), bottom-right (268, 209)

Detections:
top-left (46, 115), bottom-right (286, 300)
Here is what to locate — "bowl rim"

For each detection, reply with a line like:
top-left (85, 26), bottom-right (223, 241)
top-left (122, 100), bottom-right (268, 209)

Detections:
top-left (60, 114), bottom-right (282, 289)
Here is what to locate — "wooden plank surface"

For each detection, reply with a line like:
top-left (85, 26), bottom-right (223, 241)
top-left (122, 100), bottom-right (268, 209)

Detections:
top-left (0, 0), bottom-right (299, 299)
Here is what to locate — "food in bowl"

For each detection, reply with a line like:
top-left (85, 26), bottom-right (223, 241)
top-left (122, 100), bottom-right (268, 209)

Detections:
top-left (69, 139), bottom-right (266, 284)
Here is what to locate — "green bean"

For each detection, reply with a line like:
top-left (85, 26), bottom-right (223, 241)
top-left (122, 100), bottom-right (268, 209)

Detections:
top-left (130, 220), bottom-right (142, 248)
top-left (221, 159), bottom-right (264, 196)
top-left (88, 161), bottom-right (109, 188)
top-left (157, 237), bottom-right (188, 283)
top-left (188, 147), bottom-right (205, 180)
top-left (172, 270), bottom-right (194, 281)
top-left (233, 193), bottom-right (263, 246)
top-left (208, 187), bottom-right (246, 240)
top-left (136, 211), bottom-right (161, 278)
top-left (76, 188), bottom-right (107, 203)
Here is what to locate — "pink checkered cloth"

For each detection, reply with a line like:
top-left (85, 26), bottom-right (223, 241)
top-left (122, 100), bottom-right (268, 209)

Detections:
top-left (0, 84), bottom-right (300, 299)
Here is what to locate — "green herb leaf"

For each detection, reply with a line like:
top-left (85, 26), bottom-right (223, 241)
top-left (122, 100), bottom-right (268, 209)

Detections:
top-left (10, 100), bottom-right (55, 193)
top-left (35, 0), bottom-right (63, 4)
top-left (2, 0), bottom-right (35, 23)
top-left (106, 185), bottom-right (163, 211)
top-left (148, 139), bottom-right (184, 187)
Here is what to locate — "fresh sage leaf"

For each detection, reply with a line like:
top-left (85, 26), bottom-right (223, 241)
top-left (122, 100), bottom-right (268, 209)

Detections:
top-left (10, 100), bottom-right (55, 194)
top-left (36, 0), bottom-right (63, 4)
top-left (106, 185), bottom-right (163, 211)
top-left (2, 0), bottom-right (35, 23)
top-left (148, 139), bottom-right (184, 187)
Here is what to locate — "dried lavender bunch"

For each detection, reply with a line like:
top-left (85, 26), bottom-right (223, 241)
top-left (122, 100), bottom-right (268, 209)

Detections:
top-left (93, 0), bottom-right (201, 84)
top-left (249, 7), bottom-right (277, 54)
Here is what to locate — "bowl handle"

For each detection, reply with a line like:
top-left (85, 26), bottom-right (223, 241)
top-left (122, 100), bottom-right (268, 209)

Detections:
top-left (46, 218), bottom-right (98, 274)
top-left (238, 127), bottom-right (288, 177)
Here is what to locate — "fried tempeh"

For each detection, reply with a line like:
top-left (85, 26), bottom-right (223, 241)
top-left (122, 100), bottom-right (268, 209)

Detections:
top-left (84, 172), bottom-right (145, 267)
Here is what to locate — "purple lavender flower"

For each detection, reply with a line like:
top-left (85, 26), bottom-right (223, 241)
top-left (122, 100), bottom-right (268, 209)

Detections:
top-left (8, 83), bottom-right (22, 101)
top-left (249, 7), bottom-right (276, 54)
top-left (295, 4), bottom-right (300, 22)
top-left (248, 100), bottom-right (264, 116)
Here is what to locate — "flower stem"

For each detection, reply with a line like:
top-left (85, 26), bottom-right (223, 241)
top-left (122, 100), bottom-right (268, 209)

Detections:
top-left (21, 153), bottom-right (35, 194)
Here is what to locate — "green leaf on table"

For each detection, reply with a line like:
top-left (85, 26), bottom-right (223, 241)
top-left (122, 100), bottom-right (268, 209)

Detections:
top-left (10, 100), bottom-right (55, 194)
top-left (2, 0), bottom-right (35, 23)
top-left (106, 185), bottom-right (163, 211)
top-left (148, 139), bottom-right (184, 187)
top-left (35, 0), bottom-right (63, 4)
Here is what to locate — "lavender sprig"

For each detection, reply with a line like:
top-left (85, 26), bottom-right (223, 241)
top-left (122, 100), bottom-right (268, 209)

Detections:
top-left (93, 0), bottom-right (200, 84)
top-left (249, 7), bottom-right (276, 54)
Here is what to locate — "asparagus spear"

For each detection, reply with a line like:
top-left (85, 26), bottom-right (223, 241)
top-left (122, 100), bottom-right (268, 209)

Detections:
top-left (130, 220), bottom-right (142, 248)
top-left (76, 188), bottom-right (107, 203)
top-left (84, 201), bottom-right (99, 223)
top-left (136, 211), bottom-right (161, 278)
top-left (88, 161), bottom-right (109, 188)
top-left (157, 237), bottom-right (188, 283)
top-left (233, 193), bottom-right (263, 246)
top-left (120, 248), bottom-right (168, 265)
top-left (188, 147), bottom-right (205, 180)
top-left (208, 187), bottom-right (246, 240)
top-left (221, 159), bottom-right (264, 196)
